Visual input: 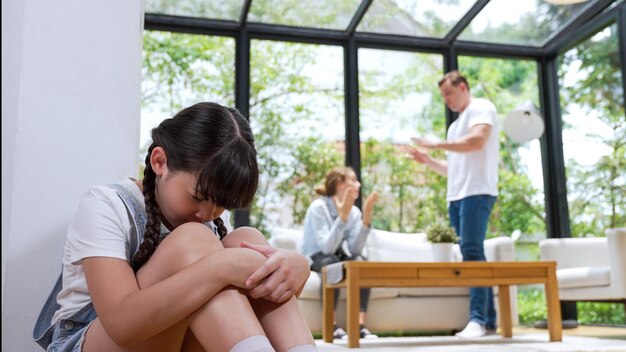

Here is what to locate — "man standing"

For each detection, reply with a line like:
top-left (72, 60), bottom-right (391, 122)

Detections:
top-left (403, 70), bottom-right (499, 338)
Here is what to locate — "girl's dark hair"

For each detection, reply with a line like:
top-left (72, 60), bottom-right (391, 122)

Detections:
top-left (314, 166), bottom-right (354, 197)
top-left (132, 102), bottom-right (258, 270)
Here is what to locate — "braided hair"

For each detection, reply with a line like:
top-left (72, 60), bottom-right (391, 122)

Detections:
top-left (131, 102), bottom-right (258, 270)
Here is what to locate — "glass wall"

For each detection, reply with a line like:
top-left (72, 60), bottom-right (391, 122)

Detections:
top-left (141, 30), bottom-right (236, 167)
top-left (558, 23), bottom-right (625, 238)
top-left (249, 41), bottom-right (345, 234)
top-left (358, 48), bottom-right (445, 232)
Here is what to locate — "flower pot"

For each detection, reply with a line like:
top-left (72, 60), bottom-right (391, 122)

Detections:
top-left (431, 243), bottom-right (454, 262)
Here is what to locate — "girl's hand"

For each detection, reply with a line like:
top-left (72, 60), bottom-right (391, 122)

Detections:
top-left (362, 191), bottom-right (379, 226)
top-left (240, 241), bottom-right (310, 303)
top-left (335, 187), bottom-right (357, 222)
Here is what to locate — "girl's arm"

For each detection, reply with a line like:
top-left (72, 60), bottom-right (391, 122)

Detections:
top-left (83, 247), bottom-right (264, 347)
top-left (239, 242), bottom-right (310, 302)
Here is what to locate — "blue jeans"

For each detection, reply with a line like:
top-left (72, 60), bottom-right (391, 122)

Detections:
top-left (449, 194), bottom-right (497, 330)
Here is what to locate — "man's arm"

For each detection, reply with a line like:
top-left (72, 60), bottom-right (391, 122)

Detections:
top-left (401, 145), bottom-right (448, 177)
top-left (413, 124), bottom-right (492, 153)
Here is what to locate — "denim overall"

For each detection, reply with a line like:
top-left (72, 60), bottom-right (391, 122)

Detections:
top-left (33, 184), bottom-right (146, 351)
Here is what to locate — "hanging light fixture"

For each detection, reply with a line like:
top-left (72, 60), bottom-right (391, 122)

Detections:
top-left (503, 101), bottom-right (545, 143)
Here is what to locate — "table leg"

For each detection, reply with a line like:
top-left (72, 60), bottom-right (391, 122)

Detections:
top-left (346, 267), bottom-right (360, 348)
top-left (322, 269), bottom-right (334, 343)
top-left (545, 267), bottom-right (563, 342)
top-left (497, 285), bottom-right (512, 338)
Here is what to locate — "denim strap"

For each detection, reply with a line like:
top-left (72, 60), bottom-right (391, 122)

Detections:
top-left (33, 183), bottom-right (146, 350)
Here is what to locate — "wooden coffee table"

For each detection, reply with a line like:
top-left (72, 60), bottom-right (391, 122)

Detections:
top-left (322, 261), bottom-right (561, 348)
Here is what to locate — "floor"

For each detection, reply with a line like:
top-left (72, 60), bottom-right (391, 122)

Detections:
top-left (314, 326), bottom-right (626, 351)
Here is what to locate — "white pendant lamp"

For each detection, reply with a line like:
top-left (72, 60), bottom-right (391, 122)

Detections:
top-left (503, 101), bottom-right (545, 143)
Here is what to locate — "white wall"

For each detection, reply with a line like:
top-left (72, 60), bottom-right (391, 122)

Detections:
top-left (1, 1), bottom-right (144, 350)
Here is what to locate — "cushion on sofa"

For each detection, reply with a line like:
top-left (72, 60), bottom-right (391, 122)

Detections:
top-left (484, 236), bottom-right (516, 261)
top-left (557, 266), bottom-right (611, 289)
top-left (367, 229), bottom-right (463, 262)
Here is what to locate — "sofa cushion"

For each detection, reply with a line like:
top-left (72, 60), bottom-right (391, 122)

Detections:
top-left (366, 230), bottom-right (426, 262)
top-left (367, 230), bottom-right (463, 262)
top-left (557, 266), bottom-right (610, 289)
top-left (484, 236), bottom-right (516, 261)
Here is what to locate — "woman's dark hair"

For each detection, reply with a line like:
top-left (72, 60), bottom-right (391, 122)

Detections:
top-left (132, 102), bottom-right (258, 270)
top-left (314, 166), bottom-right (354, 197)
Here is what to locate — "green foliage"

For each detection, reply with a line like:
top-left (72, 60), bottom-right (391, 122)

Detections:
top-left (426, 221), bottom-right (458, 243)
top-left (577, 301), bottom-right (626, 325)
top-left (517, 286), bottom-right (626, 326)
top-left (278, 137), bottom-right (343, 225)
top-left (558, 24), bottom-right (626, 235)
top-left (517, 287), bottom-right (548, 325)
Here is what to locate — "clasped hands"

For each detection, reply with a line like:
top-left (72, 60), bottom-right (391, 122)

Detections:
top-left (334, 187), bottom-right (379, 227)
top-left (237, 242), bottom-right (310, 304)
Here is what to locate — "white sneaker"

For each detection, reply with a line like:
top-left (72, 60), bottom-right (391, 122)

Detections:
top-left (455, 321), bottom-right (486, 338)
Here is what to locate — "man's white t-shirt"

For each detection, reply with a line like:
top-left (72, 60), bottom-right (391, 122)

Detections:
top-left (446, 97), bottom-right (500, 202)
top-left (52, 178), bottom-right (232, 323)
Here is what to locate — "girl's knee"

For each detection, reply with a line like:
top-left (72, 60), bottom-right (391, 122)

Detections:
top-left (160, 223), bottom-right (224, 261)
top-left (222, 226), bottom-right (267, 247)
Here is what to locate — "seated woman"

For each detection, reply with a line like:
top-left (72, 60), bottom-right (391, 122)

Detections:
top-left (300, 166), bottom-right (379, 340)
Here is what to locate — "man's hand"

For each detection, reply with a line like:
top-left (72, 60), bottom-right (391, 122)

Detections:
top-left (401, 145), bottom-right (429, 164)
top-left (411, 136), bottom-right (439, 149)
top-left (240, 241), bottom-right (310, 303)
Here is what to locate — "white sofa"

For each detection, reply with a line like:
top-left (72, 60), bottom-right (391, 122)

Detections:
top-left (269, 227), bottom-right (519, 333)
top-left (539, 227), bottom-right (626, 302)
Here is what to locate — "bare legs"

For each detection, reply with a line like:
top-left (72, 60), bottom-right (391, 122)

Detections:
top-left (83, 223), bottom-right (313, 351)
top-left (222, 227), bottom-right (315, 351)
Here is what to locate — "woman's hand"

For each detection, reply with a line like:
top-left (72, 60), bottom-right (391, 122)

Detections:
top-left (362, 191), bottom-right (379, 227)
top-left (239, 241), bottom-right (310, 303)
top-left (335, 187), bottom-right (358, 222)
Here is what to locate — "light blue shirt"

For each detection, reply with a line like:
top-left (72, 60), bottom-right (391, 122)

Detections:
top-left (300, 196), bottom-right (371, 259)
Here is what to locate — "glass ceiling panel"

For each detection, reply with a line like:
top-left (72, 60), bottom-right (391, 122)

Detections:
top-left (144, 0), bottom-right (244, 21)
top-left (357, 0), bottom-right (477, 38)
top-left (247, 0), bottom-right (362, 29)
top-left (458, 0), bottom-right (593, 46)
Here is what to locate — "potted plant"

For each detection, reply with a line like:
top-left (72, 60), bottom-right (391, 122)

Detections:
top-left (426, 221), bottom-right (459, 262)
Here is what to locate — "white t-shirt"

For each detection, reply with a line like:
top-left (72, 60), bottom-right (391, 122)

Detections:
top-left (446, 97), bottom-right (500, 202)
top-left (52, 178), bottom-right (232, 323)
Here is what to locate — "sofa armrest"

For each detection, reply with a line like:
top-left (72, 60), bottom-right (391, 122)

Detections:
top-left (484, 236), bottom-right (515, 262)
top-left (268, 227), bottom-right (304, 251)
top-left (606, 228), bottom-right (626, 295)
top-left (268, 234), bottom-right (298, 251)
top-left (539, 237), bottom-right (608, 269)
